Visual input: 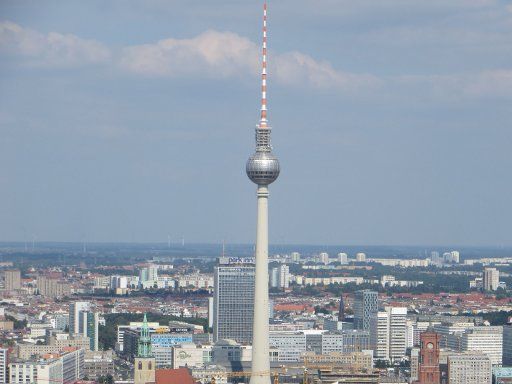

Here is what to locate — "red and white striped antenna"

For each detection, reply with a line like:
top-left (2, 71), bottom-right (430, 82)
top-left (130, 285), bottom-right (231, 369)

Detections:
top-left (259, 1), bottom-right (268, 128)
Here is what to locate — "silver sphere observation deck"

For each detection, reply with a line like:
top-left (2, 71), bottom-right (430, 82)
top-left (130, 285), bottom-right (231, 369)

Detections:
top-left (246, 150), bottom-right (280, 185)
top-left (246, 125), bottom-right (280, 185)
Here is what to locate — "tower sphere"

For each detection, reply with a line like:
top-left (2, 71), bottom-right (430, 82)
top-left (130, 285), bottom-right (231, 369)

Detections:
top-left (246, 151), bottom-right (280, 185)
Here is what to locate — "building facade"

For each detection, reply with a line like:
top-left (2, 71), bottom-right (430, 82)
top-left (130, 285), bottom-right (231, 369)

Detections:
top-left (484, 268), bottom-right (500, 291)
top-left (354, 290), bottom-right (378, 332)
top-left (447, 353), bottom-right (492, 384)
top-left (213, 264), bottom-right (255, 344)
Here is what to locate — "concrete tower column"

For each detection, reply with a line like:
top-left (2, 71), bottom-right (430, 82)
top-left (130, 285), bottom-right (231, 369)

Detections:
top-left (250, 185), bottom-right (270, 383)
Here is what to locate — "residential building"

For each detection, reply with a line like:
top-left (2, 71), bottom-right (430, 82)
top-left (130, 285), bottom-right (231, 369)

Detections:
top-left (484, 268), bottom-right (500, 291)
top-left (338, 253), bottom-right (348, 264)
top-left (37, 276), bottom-right (71, 298)
top-left (3, 269), bottom-right (21, 290)
top-left (270, 264), bottom-right (289, 289)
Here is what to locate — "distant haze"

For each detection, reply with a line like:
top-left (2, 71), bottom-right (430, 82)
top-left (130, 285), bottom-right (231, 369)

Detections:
top-left (0, 1), bottom-right (511, 246)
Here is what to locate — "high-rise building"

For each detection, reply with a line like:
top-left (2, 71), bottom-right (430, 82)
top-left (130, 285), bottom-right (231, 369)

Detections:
top-left (370, 307), bottom-right (407, 362)
top-left (484, 268), bottom-right (500, 291)
top-left (69, 302), bottom-right (90, 335)
top-left (354, 290), bottom-right (378, 332)
top-left (79, 311), bottom-right (99, 351)
top-left (270, 265), bottom-right (289, 289)
top-left (134, 314), bottom-right (156, 384)
top-left (447, 353), bottom-right (492, 384)
top-left (450, 251), bottom-right (460, 263)
top-left (372, 311), bottom-right (389, 360)
top-left (245, 2), bottom-right (280, 382)
top-left (208, 297), bottom-right (214, 329)
top-left (319, 253), bottom-right (330, 265)
top-left (37, 276), bottom-right (71, 298)
top-left (416, 331), bottom-right (440, 384)
top-left (3, 269), bottom-right (21, 290)
top-left (291, 252), bottom-right (301, 262)
top-left (461, 326), bottom-right (502, 365)
top-left (338, 253), bottom-right (348, 264)
top-left (139, 265), bottom-right (158, 289)
top-left (0, 348), bottom-right (7, 384)
top-left (356, 252), bottom-right (366, 262)
top-left (213, 262), bottom-right (255, 344)
top-left (503, 325), bottom-right (512, 365)
top-left (430, 251), bottom-right (441, 266)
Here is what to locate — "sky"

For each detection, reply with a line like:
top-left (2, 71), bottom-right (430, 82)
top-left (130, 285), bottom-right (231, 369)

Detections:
top-left (0, 0), bottom-right (511, 246)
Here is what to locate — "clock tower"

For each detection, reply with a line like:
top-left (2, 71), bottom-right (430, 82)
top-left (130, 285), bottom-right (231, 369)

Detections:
top-left (417, 331), bottom-right (440, 384)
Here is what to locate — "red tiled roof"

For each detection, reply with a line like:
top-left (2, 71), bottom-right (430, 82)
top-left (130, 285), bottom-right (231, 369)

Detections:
top-left (156, 368), bottom-right (196, 384)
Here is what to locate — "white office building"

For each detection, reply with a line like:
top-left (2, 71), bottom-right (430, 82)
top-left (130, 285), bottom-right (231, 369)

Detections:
top-left (371, 307), bottom-right (407, 362)
top-left (448, 353), bottom-right (492, 384)
top-left (269, 332), bottom-right (307, 362)
top-left (461, 326), bottom-right (502, 365)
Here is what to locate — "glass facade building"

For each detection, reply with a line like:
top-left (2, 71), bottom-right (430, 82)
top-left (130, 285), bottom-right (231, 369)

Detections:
top-left (213, 265), bottom-right (255, 344)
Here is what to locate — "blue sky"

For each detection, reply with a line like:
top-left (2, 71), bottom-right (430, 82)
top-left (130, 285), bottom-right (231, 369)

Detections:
top-left (1, 0), bottom-right (511, 246)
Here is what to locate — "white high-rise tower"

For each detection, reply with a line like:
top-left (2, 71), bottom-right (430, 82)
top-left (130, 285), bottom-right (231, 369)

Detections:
top-left (246, 2), bottom-right (280, 383)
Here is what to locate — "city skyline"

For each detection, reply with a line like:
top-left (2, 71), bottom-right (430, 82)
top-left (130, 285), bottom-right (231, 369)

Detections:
top-left (1, 1), bottom-right (512, 246)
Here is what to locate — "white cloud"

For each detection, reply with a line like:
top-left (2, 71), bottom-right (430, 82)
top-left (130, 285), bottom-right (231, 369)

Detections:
top-left (120, 29), bottom-right (378, 90)
top-left (0, 21), bottom-right (111, 67)
top-left (120, 30), bottom-right (259, 78)
top-left (395, 69), bottom-right (512, 100)
top-left (462, 69), bottom-right (512, 98)
top-left (274, 51), bottom-right (379, 90)
top-left (1, 21), bottom-right (510, 99)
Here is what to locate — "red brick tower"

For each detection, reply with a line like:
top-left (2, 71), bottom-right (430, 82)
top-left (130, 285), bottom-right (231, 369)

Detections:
top-left (417, 331), bottom-right (440, 384)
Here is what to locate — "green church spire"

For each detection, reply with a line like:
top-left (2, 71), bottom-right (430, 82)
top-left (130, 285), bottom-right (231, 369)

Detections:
top-left (137, 313), bottom-right (152, 358)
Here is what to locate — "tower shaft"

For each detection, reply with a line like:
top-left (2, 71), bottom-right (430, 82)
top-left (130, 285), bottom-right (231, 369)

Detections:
top-left (250, 185), bottom-right (270, 384)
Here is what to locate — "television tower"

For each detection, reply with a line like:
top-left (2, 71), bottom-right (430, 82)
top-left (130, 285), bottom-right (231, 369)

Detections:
top-left (246, 2), bottom-right (280, 383)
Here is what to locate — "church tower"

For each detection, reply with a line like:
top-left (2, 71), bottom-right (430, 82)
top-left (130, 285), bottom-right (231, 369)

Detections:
top-left (134, 313), bottom-right (156, 384)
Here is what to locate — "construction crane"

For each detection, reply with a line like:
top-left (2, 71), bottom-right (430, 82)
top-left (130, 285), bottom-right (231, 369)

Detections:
top-left (209, 369), bottom-right (283, 384)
